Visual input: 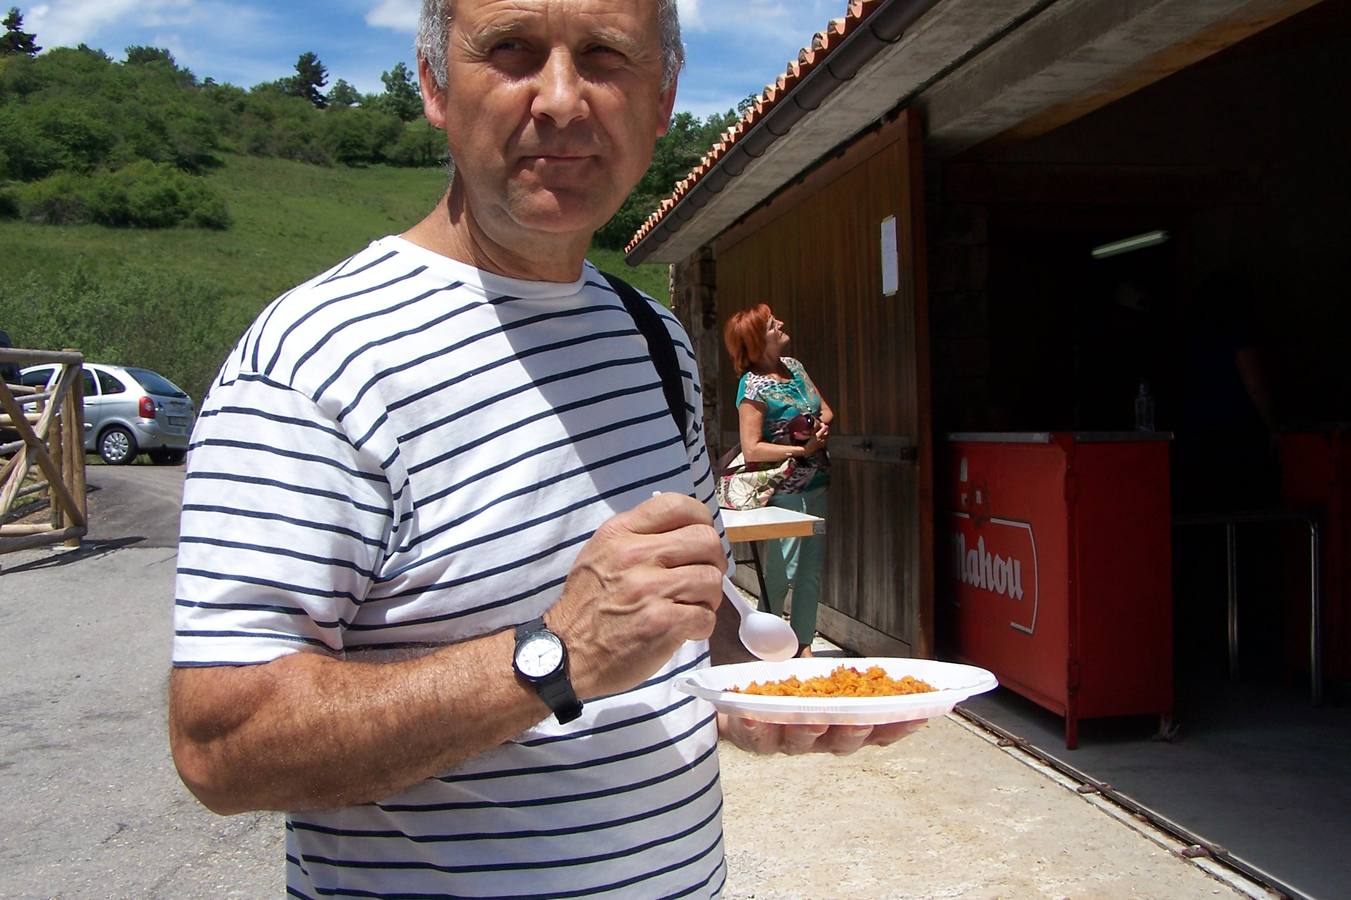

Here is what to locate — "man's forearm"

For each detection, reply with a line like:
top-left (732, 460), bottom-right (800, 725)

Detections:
top-left (169, 628), bottom-right (550, 814)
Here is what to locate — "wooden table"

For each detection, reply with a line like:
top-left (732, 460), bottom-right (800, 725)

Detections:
top-left (721, 506), bottom-right (825, 543)
top-left (720, 507), bottom-right (826, 606)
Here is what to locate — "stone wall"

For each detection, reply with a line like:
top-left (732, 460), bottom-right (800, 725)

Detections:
top-left (669, 246), bottom-right (724, 457)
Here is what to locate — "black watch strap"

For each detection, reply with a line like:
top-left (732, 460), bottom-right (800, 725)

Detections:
top-left (514, 617), bottom-right (546, 642)
top-left (537, 672), bottom-right (583, 725)
top-left (514, 618), bottom-right (583, 724)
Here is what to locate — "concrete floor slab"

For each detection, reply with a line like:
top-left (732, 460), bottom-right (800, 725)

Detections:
top-left (961, 675), bottom-right (1351, 899)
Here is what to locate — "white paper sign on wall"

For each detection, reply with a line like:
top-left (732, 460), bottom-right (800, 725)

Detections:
top-left (880, 215), bottom-right (899, 297)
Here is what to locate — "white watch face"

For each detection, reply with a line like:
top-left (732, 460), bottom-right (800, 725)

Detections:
top-left (517, 631), bottom-right (565, 679)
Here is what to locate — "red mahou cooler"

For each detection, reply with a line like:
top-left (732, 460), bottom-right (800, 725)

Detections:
top-left (942, 432), bottom-right (1173, 748)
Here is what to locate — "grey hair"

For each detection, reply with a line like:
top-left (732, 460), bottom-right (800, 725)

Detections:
top-left (416, 0), bottom-right (684, 90)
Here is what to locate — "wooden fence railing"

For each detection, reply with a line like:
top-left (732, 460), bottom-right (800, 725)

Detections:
top-left (0, 348), bottom-right (88, 553)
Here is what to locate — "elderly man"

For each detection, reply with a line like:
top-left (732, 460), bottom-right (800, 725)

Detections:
top-left (168, 1), bottom-right (918, 896)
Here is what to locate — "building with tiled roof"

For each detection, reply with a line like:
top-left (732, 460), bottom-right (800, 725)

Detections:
top-left (622, 0), bottom-right (1351, 815)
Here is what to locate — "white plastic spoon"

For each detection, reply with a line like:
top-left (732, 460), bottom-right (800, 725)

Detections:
top-left (722, 574), bottom-right (799, 662)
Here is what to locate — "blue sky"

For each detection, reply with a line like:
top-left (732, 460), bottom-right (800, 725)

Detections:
top-left (21, 0), bottom-right (848, 120)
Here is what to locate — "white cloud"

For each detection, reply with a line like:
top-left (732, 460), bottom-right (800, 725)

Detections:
top-left (149, 31), bottom-right (188, 61)
top-left (129, 4), bottom-right (292, 86)
top-left (27, 0), bottom-right (195, 49)
top-left (366, 0), bottom-right (419, 33)
top-left (685, 0), bottom-right (843, 44)
top-left (677, 0), bottom-right (704, 31)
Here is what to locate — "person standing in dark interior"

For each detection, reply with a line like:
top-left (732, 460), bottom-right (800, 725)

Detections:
top-left (1073, 275), bottom-right (1167, 433)
top-left (1170, 269), bottom-right (1279, 515)
top-left (1168, 268), bottom-right (1284, 674)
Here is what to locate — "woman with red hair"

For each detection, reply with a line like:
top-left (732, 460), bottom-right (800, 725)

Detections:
top-left (723, 304), bottom-right (833, 657)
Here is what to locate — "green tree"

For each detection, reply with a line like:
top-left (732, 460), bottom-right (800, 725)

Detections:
top-left (387, 119), bottom-right (446, 168)
top-left (287, 51), bottom-right (328, 109)
top-left (120, 100), bottom-right (221, 173)
top-left (123, 45), bottom-right (196, 86)
top-left (238, 84), bottom-right (331, 164)
top-left (0, 99), bottom-right (117, 177)
top-left (326, 78), bottom-right (361, 109)
top-left (74, 43), bottom-right (112, 63)
top-left (594, 109), bottom-right (741, 249)
top-left (378, 61), bottom-right (421, 122)
top-left (125, 45), bottom-right (176, 67)
top-left (322, 106), bottom-right (400, 165)
top-left (1, 7), bottom-right (40, 57)
top-left (14, 161), bottom-right (230, 229)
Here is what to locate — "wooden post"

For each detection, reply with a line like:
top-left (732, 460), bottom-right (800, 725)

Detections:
top-left (66, 358), bottom-right (87, 546)
top-left (50, 398), bottom-right (65, 533)
top-left (0, 350), bottom-right (88, 556)
top-left (1, 523), bottom-right (60, 536)
top-left (13, 480), bottom-right (50, 500)
top-left (1, 525), bottom-right (84, 552)
top-left (0, 442), bottom-right (28, 520)
top-left (0, 372), bottom-right (81, 526)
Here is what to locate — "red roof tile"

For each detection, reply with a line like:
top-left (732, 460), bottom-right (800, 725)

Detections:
top-left (625, 1), bottom-right (889, 255)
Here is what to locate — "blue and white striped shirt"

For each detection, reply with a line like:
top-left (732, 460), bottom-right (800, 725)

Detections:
top-left (173, 236), bottom-right (729, 898)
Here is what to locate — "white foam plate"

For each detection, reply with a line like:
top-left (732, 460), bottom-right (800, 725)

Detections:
top-left (673, 657), bottom-right (997, 725)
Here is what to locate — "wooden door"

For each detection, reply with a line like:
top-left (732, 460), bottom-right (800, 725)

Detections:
top-left (714, 109), bottom-right (934, 657)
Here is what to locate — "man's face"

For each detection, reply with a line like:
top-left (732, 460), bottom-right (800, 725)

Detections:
top-left (428, 0), bottom-right (676, 240)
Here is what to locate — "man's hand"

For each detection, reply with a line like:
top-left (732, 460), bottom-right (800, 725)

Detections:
top-left (718, 714), bottom-right (926, 756)
top-left (550, 492), bottom-right (727, 700)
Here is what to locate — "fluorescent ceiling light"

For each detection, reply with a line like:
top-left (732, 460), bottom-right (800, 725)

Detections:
top-left (1091, 230), bottom-right (1169, 260)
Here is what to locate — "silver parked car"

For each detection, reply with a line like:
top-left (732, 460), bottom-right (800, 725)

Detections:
top-left (19, 362), bottom-right (195, 465)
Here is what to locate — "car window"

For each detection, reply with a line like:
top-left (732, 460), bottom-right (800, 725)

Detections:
top-left (125, 367), bottom-right (187, 398)
top-left (81, 370), bottom-right (97, 397)
top-left (96, 370), bottom-right (127, 395)
top-left (20, 368), bottom-right (55, 388)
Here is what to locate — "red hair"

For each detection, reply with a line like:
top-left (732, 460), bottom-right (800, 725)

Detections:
top-left (723, 303), bottom-right (773, 374)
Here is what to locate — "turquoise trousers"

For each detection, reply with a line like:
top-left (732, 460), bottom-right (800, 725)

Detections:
top-left (762, 485), bottom-right (828, 646)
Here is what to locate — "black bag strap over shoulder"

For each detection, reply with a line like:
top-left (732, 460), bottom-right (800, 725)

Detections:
top-left (601, 271), bottom-right (688, 441)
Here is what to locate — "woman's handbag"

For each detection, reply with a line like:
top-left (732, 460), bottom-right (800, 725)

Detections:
top-left (714, 444), bottom-right (796, 510)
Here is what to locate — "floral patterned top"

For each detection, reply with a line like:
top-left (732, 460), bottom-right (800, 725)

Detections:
top-left (735, 357), bottom-right (829, 493)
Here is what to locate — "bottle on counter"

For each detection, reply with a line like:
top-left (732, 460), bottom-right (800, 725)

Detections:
top-left (1134, 380), bottom-right (1156, 432)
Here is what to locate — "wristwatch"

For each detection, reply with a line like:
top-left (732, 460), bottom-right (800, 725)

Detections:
top-left (512, 617), bottom-right (583, 724)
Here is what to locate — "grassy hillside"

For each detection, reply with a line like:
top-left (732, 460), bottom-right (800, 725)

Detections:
top-left (586, 245), bottom-right (669, 299)
top-left (1, 156), bottom-right (446, 316)
top-left (0, 154), bottom-right (670, 314)
top-left (0, 154), bottom-right (671, 402)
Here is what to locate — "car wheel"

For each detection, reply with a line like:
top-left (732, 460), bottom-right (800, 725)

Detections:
top-left (98, 426), bottom-right (138, 465)
top-left (149, 448), bottom-right (185, 466)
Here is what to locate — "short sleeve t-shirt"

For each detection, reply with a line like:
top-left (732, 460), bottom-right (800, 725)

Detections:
top-left (172, 237), bottom-right (729, 898)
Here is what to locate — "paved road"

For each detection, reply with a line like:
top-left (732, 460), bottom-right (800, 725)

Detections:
top-left (84, 462), bottom-right (188, 548)
top-left (0, 463), bottom-right (284, 898)
top-left (0, 464), bottom-right (1252, 899)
